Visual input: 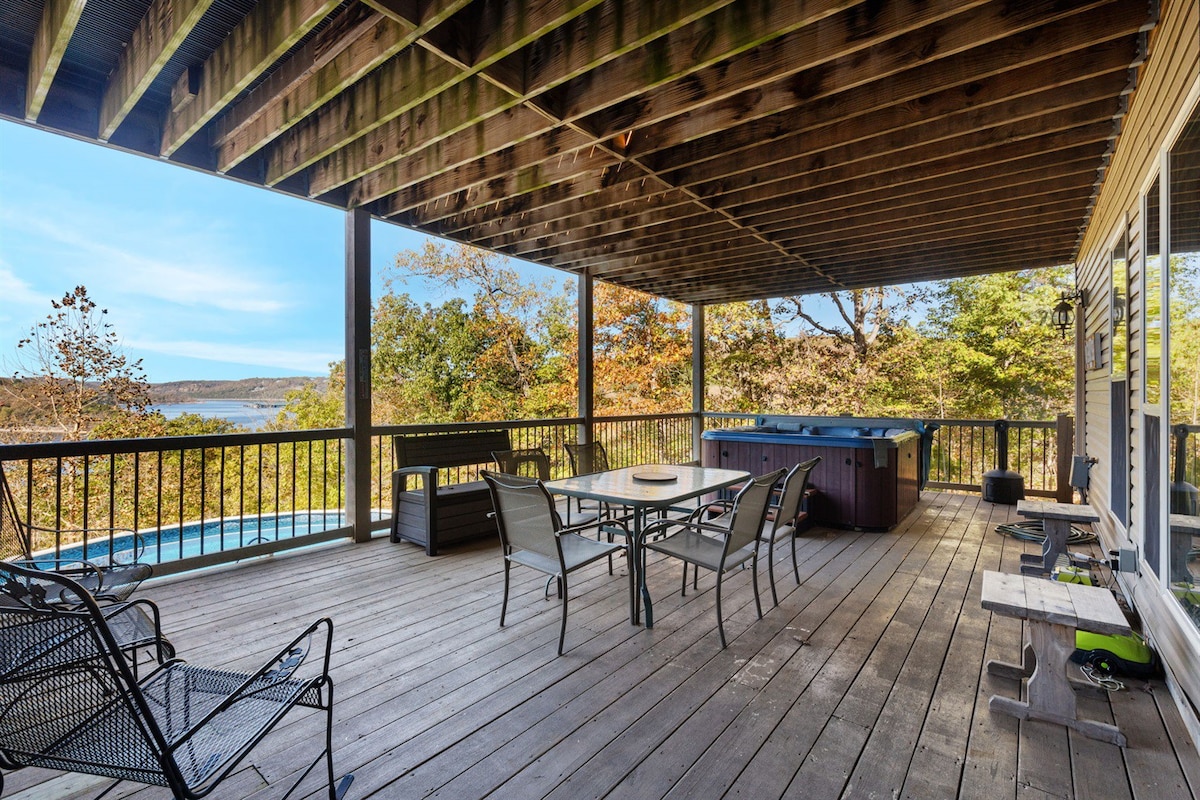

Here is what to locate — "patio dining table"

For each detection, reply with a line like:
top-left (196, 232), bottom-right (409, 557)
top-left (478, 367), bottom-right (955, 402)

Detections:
top-left (544, 464), bottom-right (750, 627)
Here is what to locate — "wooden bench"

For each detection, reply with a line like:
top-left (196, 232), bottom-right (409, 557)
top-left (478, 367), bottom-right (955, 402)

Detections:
top-left (1016, 500), bottom-right (1099, 575)
top-left (981, 570), bottom-right (1132, 746)
top-left (390, 431), bottom-right (511, 556)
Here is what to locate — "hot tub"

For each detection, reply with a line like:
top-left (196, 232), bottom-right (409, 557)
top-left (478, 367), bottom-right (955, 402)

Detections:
top-left (702, 416), bottom-right (934, 531)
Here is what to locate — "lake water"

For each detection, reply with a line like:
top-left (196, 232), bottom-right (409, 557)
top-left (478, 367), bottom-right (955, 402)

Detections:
top-left (154, 399), bottom-right (284, 429)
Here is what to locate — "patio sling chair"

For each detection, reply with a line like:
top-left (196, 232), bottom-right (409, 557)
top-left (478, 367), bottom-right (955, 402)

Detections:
top-left (1, 463), bottom-right (151, 603)
top-left (638, 468), bottom-right (786, 648)
top-left (482, 471), bottom-right (632, 656)
top-left (0, 561), bottom-right (353, 800)
top-left (686, 457), bottom-right (822, 607)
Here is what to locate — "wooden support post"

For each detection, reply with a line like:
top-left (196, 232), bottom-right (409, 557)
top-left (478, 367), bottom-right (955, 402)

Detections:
top-left (345, 208), bottom-right (372, 543)
top-left (578, 269), bottom-right (594, 447)
top-left (692, 303), bottom-right (705, 463)
top-left (1056, 413), bottom-right (1074, 503)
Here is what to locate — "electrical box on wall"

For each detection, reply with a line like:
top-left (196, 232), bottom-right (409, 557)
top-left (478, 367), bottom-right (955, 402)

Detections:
top-left (1085, 331), bottom-right (1104, 370)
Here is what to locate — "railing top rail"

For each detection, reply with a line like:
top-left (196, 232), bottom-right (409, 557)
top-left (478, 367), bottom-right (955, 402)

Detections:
top-left (0, 427), bottom-right (352, 460)
top-left (923, 418), bottom-right (1058, 429)
top-left (371, 418), bottom-right (585, 436)
top-left (594, 413), bottom-right (692, 423)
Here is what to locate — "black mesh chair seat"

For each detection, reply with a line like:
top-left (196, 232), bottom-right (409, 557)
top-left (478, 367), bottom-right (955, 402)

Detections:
top-left (0, 561), bottom-right (352, 799)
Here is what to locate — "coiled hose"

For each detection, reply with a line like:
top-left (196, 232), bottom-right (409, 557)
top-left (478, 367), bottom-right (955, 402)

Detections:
top-left (994, 519), bottom-right (1098, 545)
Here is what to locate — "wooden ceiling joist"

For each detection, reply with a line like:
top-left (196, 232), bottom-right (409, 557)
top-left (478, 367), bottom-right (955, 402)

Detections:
top-left (25, 0), bottom-right (86, 122)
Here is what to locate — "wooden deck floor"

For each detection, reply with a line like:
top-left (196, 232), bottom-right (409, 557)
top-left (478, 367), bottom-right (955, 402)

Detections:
top-left (8, 492), bottom-right (1200, 799)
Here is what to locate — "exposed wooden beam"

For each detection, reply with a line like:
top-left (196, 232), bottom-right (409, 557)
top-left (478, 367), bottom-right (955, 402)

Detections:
top-left (347, 113), bottom-right (593, 207)
top-left (664, 71), bottom-right (1130, 193)
top-left (99, 0), bottom-right (217, 140)
top-left (215, 0), bottom-right (476, 172)
top-left (160, 0), bottom-right (342, 157)
top-left (268, 0), bottom-right (611, 187)
top-left (629, 0), bottom-right (1140, 169)
top-left (384, 2), bottom-right (1141, 238)
top-left (581, 200), bottom-right (1092, 280)
top-left (341, 0), bottom-right (859, 204)
top-left (717, 107), bottom-right (1119, 216)
top-left (493, 155), bottom-right (1100, 263)
top-left (26, 0), bottom-right (87, 122)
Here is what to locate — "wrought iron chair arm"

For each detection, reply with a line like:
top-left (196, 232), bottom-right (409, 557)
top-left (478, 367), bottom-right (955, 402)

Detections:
top-left (165, 617), bottom-right (334, 752)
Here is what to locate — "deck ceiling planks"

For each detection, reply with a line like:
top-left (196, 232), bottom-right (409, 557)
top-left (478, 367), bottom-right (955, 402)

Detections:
top-left (0, 0), bottom-right (1159, 304)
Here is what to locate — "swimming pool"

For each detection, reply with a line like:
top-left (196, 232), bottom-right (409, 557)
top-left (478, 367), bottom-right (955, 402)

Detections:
top-left (35, 511), bottom-right (352, 566)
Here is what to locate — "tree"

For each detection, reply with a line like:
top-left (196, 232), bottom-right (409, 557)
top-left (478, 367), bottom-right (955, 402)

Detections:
top-left (6, 286), bottom-right (159, 440)
top-left (593, 283), bottom-right (692, 415)
top-left (918, 268), bottom-right (1074, 419)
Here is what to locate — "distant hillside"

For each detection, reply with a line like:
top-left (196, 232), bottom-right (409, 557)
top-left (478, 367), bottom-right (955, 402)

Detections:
top-left (148, 377), bottom-right (325, 403)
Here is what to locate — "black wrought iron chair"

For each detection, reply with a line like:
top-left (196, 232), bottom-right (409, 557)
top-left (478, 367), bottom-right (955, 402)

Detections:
top-left (482, 470), bottom-right (631, 656)
top-left (687, 457), bottom-right (822, 606)
top-left (0, 560), bottom-right (353, 800)
top-left (639, 468), bottom-right (786, 648)
top-left (1, 463), bottom-right (152, 602)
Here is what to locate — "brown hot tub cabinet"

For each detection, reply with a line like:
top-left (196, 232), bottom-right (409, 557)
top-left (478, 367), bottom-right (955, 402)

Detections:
top-left (702, 417), bottom-right (926, 531)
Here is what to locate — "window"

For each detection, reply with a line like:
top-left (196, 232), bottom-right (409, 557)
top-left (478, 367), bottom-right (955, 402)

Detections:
top-left (1167, 103), bottom-right (1200, 625)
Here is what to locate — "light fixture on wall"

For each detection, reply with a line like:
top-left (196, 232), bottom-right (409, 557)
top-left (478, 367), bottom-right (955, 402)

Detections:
top-left (1052, 289), bottom-right (1086, 339)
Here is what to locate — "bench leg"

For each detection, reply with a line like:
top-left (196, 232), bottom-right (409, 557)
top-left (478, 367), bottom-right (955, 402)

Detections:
top-left (988, 619), bottom-right (1126, 746)
top-left (987, 642), bottom-right (1036, 681)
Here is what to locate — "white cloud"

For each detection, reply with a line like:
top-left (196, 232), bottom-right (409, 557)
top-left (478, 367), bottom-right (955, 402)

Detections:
top-left (0, 264), bottom-right (44, 318)
top-left (2, 209), bottom-right (287, 314)
top-left (126, 337), bottom-right (338, 374)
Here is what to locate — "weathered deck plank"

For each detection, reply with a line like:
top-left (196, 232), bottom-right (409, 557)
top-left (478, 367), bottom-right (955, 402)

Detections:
top-left (6, 491), bottom-right (1200, 800)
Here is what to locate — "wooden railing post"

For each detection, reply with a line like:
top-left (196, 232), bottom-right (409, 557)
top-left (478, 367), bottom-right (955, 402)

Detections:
top-left (1056, 413), bottom-right (1074, 503)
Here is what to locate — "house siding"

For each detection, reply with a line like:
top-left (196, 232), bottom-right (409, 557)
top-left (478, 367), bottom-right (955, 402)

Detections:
top-left (1076, 0), bottom-right (1200, 741)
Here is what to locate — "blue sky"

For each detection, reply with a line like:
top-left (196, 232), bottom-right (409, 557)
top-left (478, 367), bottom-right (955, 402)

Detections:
top-left (0, 120), bottom-right (570, 383)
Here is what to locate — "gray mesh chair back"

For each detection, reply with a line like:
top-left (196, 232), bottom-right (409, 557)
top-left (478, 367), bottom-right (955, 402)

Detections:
top-left (0, 560), bottom-right (352, 799)
top-left (639, 468), bottom-right (786, 648)
top-left (486, 472), bottom-right (562, 560)
top-left (0, 465), bottom-right (151, 602)
top-left (492, 448), bottom-right (553, 481)
top-left (483, 471), bottom-right (629, 655)
top-left (564, 441), bottom-right (610, 476)
top-left (764, 457), bottom-right (822, 605)
top-left (726, 472), bottom-right (781, 553)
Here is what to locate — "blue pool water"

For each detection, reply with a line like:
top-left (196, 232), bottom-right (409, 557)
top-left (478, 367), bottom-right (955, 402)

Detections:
top-left (36, 511), bottom-right (351, 566)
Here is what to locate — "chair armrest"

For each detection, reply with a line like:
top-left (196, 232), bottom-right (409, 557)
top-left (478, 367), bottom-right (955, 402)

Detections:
top-left (558, 517), bottom-right (630, 540)
top-left (392, 465), bottom-right (438, 479)
top-left (639, 517), bottom-right (729, 545)
top-left (164, 617), bottom-right (334, 750)
top-left (687, 499), bottom-right (733, 522)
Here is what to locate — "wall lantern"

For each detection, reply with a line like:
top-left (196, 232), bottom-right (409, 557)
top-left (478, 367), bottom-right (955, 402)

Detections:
top-left (1052, 289), bottom-right (1086, 339)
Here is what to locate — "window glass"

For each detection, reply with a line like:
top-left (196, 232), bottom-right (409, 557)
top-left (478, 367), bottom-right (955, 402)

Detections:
top-left (1112, 235), bottom-right (1128, 378)
top-left (1147, 176), bottom-right (1162, 405)
top-left (1168, 104), bottom-right (1200, 625)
